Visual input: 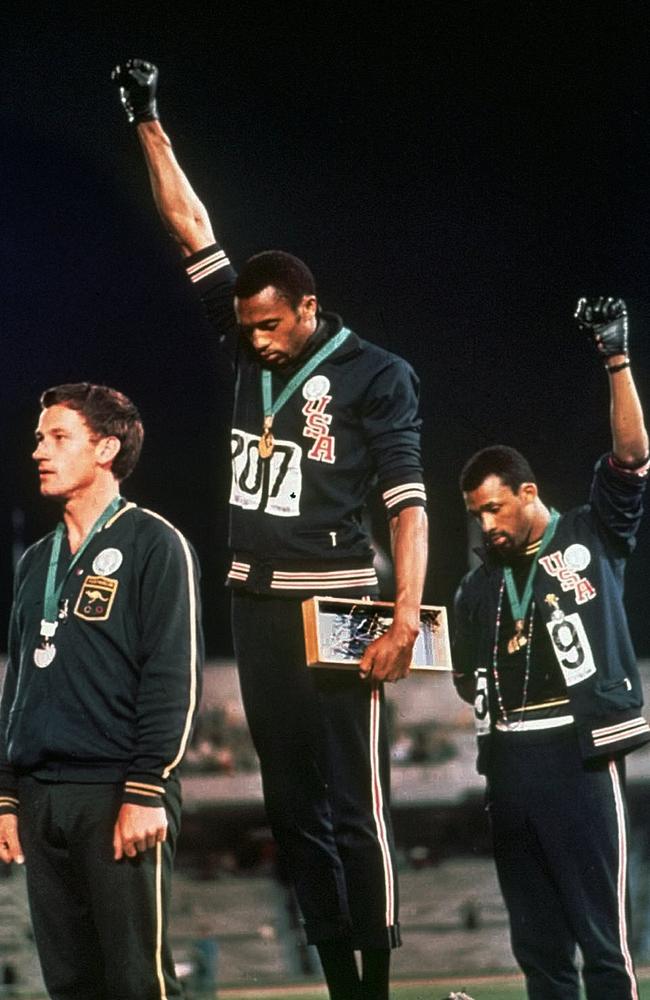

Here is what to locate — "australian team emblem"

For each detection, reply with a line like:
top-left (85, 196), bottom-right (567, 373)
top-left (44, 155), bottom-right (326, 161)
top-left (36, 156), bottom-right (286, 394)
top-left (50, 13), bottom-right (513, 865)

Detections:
top-left (74, 575), bottom-right (119, 622)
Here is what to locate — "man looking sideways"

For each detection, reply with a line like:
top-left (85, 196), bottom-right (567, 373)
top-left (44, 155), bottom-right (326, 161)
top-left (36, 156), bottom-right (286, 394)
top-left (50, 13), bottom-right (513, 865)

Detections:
top-left (0, 383), bottom-right (203, 1000)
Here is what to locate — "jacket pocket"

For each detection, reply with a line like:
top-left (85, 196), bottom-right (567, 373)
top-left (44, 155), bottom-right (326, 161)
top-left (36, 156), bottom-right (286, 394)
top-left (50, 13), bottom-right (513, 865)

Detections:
top-left (596, 676), bottom-right (634, 709)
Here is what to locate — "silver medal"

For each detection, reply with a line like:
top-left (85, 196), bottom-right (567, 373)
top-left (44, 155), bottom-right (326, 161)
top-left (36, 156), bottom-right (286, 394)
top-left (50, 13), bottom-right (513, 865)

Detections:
top-left (34, 643), bottom-right (56, 668)
top-left (34, 619), bottom-right (59, 668)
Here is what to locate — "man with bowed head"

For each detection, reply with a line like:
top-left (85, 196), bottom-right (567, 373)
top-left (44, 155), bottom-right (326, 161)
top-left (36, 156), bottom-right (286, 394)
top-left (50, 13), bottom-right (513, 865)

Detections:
top-left (112, 59), bottom-right (428, 1000)
top-left (453, 297), bottom-right (649, 999)
top-left (0, 383), bottom-right (203, 1000)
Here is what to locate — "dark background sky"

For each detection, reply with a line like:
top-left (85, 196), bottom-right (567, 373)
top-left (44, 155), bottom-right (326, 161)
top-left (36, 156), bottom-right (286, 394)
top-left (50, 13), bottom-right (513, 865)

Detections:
top-left (2, 1), bottom-right (650, 654)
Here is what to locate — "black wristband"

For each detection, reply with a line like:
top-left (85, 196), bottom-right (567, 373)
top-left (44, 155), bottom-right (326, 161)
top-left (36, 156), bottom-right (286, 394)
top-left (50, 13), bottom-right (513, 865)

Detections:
top-left (606, 359), bottom-right (630, 374)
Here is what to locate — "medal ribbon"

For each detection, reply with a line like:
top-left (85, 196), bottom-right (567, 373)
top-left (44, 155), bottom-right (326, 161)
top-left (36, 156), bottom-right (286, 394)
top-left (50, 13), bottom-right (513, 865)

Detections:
top-left (502, 509), bottom-right (560, 623)
top-left (42, 496), bottom-right (123, 625)
top-left (261, 327), bottom-right (351, 424)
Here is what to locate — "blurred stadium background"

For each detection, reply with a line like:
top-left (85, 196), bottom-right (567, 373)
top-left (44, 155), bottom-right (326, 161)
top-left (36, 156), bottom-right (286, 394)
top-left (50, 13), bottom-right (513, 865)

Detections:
top-left (2, 658), bottom-right (650, 998)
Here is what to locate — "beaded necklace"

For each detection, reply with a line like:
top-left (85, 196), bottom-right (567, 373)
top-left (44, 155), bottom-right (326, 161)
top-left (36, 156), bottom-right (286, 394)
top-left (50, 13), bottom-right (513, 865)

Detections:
top-left (491, 577), bottom-right (536, 727)
top-left (490, 509), bottom-right (559, 727)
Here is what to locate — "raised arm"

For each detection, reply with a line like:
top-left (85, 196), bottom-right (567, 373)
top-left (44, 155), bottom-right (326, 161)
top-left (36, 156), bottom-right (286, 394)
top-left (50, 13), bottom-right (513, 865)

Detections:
top-left (112, 60), bottom-right (215, 257)
top-left (575, 296), bottom-right (649, 465)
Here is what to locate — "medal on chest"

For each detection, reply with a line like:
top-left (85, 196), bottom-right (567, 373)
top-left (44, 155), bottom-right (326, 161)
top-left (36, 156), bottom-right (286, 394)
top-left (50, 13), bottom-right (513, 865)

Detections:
top-left (502, 511), bottom-right (560, 658)
top-left (34, 498), bottom-right (122, 669)
top-left (507, 618), bottom-right (528, 655)
top-left (258, 416), bottom-right (275, 458)
top-left (34, 619), bottom-right (58, 668)
top-left (492, 511), bottom-right (561, 724)
top-left (257, 327), bottom-right (351, 460)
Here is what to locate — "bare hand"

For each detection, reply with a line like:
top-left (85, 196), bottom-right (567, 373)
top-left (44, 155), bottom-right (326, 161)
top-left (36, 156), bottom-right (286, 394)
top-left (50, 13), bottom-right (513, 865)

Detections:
top-left (358, 622), bottom-right (417, 683)
top-left (0, 813), bottom-right (24, 865)
top-left (113, 803), bottom-right (167, 861)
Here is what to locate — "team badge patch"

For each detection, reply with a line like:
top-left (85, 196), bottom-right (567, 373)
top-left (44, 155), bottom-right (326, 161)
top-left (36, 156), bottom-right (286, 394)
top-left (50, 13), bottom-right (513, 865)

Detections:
top-left (302, 393), bottom-right (336, 463)
top-left (303, 375), bottom-right (330, 400)
top-left (563, 543), bottom-right (591, 572)
top-left (92, 547), bottom-right (123, 576)
top-left (74, 575), bottom-right (119, 622)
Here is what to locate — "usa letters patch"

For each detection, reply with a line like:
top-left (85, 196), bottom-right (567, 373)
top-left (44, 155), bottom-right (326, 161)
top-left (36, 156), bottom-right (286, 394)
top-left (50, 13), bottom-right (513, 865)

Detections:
top-left (302, 395), bottom-right (336, 464)
top-left (74, 575), bottom-right (119, 622)
top-left (538, 549), bottom-right (597, 604)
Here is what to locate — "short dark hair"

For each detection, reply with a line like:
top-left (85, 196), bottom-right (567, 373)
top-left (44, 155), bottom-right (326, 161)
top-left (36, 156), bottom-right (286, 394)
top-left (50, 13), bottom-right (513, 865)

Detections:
top-left (459, 445), bottom-right (537, 494)
top-left (234, 250), bottom-right (316, 309)
top-left (40, 383), bottom-right (144, 482)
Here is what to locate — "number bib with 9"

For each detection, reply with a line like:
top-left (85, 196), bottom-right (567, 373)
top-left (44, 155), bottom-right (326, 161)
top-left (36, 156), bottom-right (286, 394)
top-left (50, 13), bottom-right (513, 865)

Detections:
top-left (546, 611), bottom-right (596, 687)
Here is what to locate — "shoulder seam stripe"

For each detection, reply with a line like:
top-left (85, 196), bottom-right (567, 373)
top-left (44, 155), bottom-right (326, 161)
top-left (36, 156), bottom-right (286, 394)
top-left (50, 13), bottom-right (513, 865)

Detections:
top-left (104, 501), bottom-right (137, 530)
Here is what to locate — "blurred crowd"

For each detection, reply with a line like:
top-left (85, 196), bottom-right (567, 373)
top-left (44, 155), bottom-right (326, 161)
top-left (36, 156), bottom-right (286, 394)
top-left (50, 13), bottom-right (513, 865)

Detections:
top-left (181, 699), bottom-right (458, 776)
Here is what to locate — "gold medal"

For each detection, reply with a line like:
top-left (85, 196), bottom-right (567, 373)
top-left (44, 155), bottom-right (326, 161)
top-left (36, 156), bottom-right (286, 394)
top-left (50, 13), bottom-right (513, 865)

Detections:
top-left (258, 416), bottom-right (274, 458)
top-left (507, 619), bottom-right (527, 655)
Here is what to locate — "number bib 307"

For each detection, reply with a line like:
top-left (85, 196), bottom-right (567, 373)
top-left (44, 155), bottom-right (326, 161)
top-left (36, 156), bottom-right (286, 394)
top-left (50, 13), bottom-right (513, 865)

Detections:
top-left (230, 429), bottom-right (302, 517)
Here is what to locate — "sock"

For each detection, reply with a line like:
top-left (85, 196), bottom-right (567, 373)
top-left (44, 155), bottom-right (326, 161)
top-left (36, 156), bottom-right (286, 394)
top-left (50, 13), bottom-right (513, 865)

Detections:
top-left (316, 940), bottom-right (362, 1000)
top-left (361, 947), bottom-right (391, 1000)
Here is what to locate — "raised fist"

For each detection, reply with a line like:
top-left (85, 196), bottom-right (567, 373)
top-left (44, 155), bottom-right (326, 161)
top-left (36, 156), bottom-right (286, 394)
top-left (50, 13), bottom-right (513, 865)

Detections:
top-left (574, 296), bottom-right (628, 359)
top-left (111, 59), bottom-right (159, 125)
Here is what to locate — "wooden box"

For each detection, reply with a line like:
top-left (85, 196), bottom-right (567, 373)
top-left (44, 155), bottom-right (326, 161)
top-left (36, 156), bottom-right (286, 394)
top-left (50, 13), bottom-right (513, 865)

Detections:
top-left (302, 596), bottom-right (452, 672)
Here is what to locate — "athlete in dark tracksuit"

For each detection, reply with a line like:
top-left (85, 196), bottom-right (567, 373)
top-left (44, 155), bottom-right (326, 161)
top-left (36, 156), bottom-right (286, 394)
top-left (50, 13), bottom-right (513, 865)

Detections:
top-left (187, 243), bottom-right (425, 948)
top-left (0, 384), bottom-right (203, 1000)
top-left (453, 297), bottom-right (649, 1000)
top-left (112, 59), bottom-right (428, 1000)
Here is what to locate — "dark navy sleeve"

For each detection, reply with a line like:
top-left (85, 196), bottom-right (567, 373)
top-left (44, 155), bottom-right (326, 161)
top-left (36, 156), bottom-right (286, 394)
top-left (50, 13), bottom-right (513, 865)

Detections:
top-left (362, 357), bottom-right (427, 518)
top-left (0, 565), bottom-right (25, 814)
top-left (589, 453), bottom-right (649, 554)
top-left (123, 517), bottom-right (204, 808)
top-left (184, 241), bottom-right (239, 358)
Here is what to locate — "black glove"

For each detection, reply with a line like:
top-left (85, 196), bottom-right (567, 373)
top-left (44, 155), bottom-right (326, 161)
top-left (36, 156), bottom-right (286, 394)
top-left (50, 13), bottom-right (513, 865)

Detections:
top-left (574, 296), bottom-right (629, 361)
top-left (111, 59), bottom-right (159, 125)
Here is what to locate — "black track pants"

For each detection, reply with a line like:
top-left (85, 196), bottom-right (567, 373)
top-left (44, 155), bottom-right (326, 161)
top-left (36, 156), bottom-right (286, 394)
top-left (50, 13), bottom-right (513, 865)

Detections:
top-left (19, 775), bottom-right (182, 1000)
top-left (232, 591), bottom-right (400, 949)
top-left (488, 729), bottom-right (638, 1000)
